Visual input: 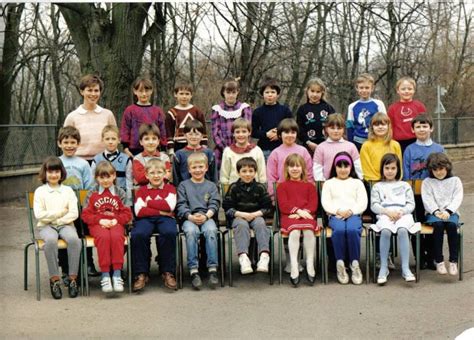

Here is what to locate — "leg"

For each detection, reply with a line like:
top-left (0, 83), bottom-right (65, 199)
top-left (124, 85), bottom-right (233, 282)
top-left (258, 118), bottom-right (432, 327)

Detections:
top-left (302, 230), bottom-right (316, 277)
top-left (155, 217), bottom-right (178, 274)
top-left (109, 224), bottom-right (126, 271)
top-left (89, 224), bottom-right (113, 273)
top-left (397, 228), bottom-right (411, 275)
top-left (39, 227), bottom-right (60, 278)
top-left (345, 215), bottom-right (362, 263)
top-left (232, 218), bottom-right (251, 255)
top-left (432, 221), bottom-right (445, 263)
top-left (379, 229), bottom-right (391, 276)
top-left (182, 220), bottom-right (200, 272)
top-left (130, 218), bottom-right (155, 276)
top-left (58, 225), bottom-right (82, 277)
top-left (251, 217), bottom-right (270, 255)
top-left (445, 222), bottom-right (459, 263)
top-left (288, 230), bottom-right (301, 279)
top-left (329, 216), bottom-right (346, 261)
top-left (201, 219), bottom-right (218, 269)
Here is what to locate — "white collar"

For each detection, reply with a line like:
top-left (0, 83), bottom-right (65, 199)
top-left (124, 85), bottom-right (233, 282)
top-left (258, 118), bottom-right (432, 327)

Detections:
top-left (98, 186), bottom-right (116, 195)
top-left (326, 137), bottom-right (345, 143)
top-left (416, 138), bottom-right (433, 146)
top-left (46, 183), bottom-right (63, 193)
top-left (76, 104), bottom-right (103, 114)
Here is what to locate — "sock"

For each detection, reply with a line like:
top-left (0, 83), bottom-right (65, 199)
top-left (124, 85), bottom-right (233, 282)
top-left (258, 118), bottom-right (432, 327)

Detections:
top-left (101, 272), bottom-right (110, 279)
top-left (288, 230), bottom-right (301, 279)
top-left (303, 230), bottom-right (315, 277)
top-left (190, 268), bottom-right (198, 275)
top-left (208, 267), bottom-right (217, 273)
top-left (112, 270), bottom-right (121, 278)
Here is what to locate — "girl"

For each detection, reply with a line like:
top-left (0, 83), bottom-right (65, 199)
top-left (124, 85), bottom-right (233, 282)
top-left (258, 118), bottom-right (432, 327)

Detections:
top-left (296, 78), bottom-right (335, 154)
top-left (276, 154), bottom-right (319, 286)
top-left (360, 112), bottom-right (402, 181)
top-left (321, 151), bottom-right (368, 285)
top-left (211, 78), bottom-right (252, 168)
top-left (33, 156), bottom-right (81, 299)
top-left (370, 153), bottom-right (419, 284)
top-left (120, 77), bottom-right (167, 157)
top-left (422, 152), bottom-right (463, 276)
top-left (81, 161), bottom-right (133, 293)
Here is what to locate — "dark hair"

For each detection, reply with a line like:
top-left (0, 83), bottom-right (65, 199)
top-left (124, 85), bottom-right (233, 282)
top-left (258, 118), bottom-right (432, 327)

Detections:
top-left (132, 77), bottom-right (153, 102)
top-left (329, 151), bottom-right (357, 179)
top-left (427, 152), bottom-right (453, 178)
top-left (380, 153), bottom-right (402, 181)
top-left (95, 160), bottom-right (116, 180)
top-left (277, 118), bottom-right (299, 138)
top-left (79, 74), bottom-right (104, 91)
top-left (138, 123), bottom-right (160, 140)
top-left (259, 77), bottom-right (281, 96)
top-left (184, 119), bottom-right (205, 134)
top-left (38, 156), bottom-right (67, 184)
top-left (221, 78), bottom-right (240, 97)
top-left (58, 126), bottom-right (81, 143)
top-left (236, 157), bottom-right (257, 173)
top-left (411, 113), bottom-right (434, 128)
top-left (174, 83), bottom-right (193, 94)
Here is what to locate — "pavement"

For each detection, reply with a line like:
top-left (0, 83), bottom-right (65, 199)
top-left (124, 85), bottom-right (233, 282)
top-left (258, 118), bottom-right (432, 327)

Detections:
top-left (1, 160), bottom-right (473, 339)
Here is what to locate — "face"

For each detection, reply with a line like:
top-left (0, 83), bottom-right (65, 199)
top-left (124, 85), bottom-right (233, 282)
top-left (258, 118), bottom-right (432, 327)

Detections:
top-left (239, 166), bottom-right (256, 183)
top-left (133, 84), bottom-right (153, 105)
top-left (373, 122), bottom-right (389, 138)
top-left (396, 81), bottom-right (415, 102)
top-left (188, 162), bottom-right (208, 182)
top-left (46, 169), bottom-right (62, 186)
top-left (288, 163), bottom-right (303, 181)
top-left (102, 131), bottom-right (119, 152)
top-left (185, 129), bottom-right (203, 148)
top-left (281, 130), bottom-right (297, 146)
top-left (335, 164), bottom-right (351, 180)
top-left (356, 81), bottom-right (374, 100)
top-left (233, 127), bottom-right (250, 146)
top-left (58, 136), bottom-right (79, 157)
top-left (145, 167), bottom-right (165, 188)
top-left (139, 133), bottom-right (159, 154)
top-left (326, 125), bottom-right (344, 141)
top-left (432, 167), bottom-right (447, 180)
top-left (412, 122), bottom-right (433, 141)
top-left (224, 89), bottom-right (239, 106)
top-left (307, 85), bottom-right (323, 104)
top-left (263, 87), bottom-right (279, 105)
top-left (80, 84), bottom-right (101, 107)
top-left (383, 161), bottom-right (398, 181)
top-left (96, 173), bottom-right (116, 189)
top-left (174, 90), bottom-right (192, 107)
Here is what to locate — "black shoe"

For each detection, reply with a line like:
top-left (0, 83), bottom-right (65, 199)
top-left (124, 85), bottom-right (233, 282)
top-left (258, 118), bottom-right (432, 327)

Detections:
top-left (290, 275), bottom-right (300, 287)
top-left (306, 271), bottom-right (316, 285)
top-left (191, 273), bottom-right (202, 290)
top-left (50, 280), bottom-right (62, 300)
top-left (87, 265), bottom-right (100, 277)
top-left (62, 273), bottom-right (71, 286)
top-left (208, 272), bottom-right (219, 289)
top-left (426, 260), bottom-right (436, 270)
top-left (68, 279), bottom-right (79, 298)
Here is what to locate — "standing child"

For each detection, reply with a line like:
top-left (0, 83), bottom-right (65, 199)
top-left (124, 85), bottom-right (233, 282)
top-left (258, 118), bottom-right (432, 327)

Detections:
top-left (276, 154), bottom-right (319, 286)
top-left (388, 76), bottom-right (427, 153)
top-left (346, 73), bottom-right (387, 150)
top-left (211, 78), bottom-right (252, 168)
top-left (33, 156), bottom-right (81, 299)
top-left (321, 151), bottom-right (368, 285)
top-left (370, 153), bottom-right (419, 285)
top-left (81, 161), bottom-right (132, 293)
top-left (176, 153), bottom-right (221, 289)
top-left (422, 153), bottom-right (463, 276)
top-left (296, 78), bottom-right (335, 154)
top-left (120, 77), bottom-right (167, 157)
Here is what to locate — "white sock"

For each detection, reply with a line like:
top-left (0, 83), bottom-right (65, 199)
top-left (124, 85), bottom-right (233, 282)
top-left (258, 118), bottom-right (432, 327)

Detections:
top-left (303, 230), bottom-right (316, 277)
top-left (288, 230), bottom-right (301, 278)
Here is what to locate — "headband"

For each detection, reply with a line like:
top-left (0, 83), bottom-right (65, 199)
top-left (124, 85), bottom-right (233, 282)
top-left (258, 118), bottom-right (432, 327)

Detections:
top-left (334, 155), bottom-right (352, 166)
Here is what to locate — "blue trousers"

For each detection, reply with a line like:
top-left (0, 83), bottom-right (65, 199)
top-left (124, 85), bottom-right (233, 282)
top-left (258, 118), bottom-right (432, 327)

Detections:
top-left (182, 219), bottom-right (218, 271)
top-left (329, 215), bottom-right (362, 263)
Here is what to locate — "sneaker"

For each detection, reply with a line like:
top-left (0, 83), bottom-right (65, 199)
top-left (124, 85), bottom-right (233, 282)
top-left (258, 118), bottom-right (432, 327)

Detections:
top-left (208, 271), bottom-right (219, 289)
top-left (132, 274), bottom-right (148, 292)
top-left (436, 261), bottom-right (448, 275)
top-left (191, 273), bottom-right (202, 290)
top-left (402, 271), bottom-right (416, 282)
top-left (112, 276), bottom-right (124, 292)
top-left (448, 262), bottom-right (458, 276)
top-left (50, 280), bottom-right (62, 300)
top-left (336, 260), bottom-right (349, 284)
top-left (388, 256), bottom-right (396, 270)
top-left (377, 270), bottom-right (389, 285)
top-left (350, 260), bottom-right (363, 285)
top-left (68, 279), bottom-right (79, 298)
top-left (239, 254), bottom-right (253, 275)
top-left (101, 277), bottom-right (113, 293)
top-left (256, 253), bottom-right (270, 273)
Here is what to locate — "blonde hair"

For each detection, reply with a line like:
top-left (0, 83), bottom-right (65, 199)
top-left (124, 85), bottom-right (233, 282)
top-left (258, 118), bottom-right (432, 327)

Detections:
top-left (368, 112), bottom-right (392, 144)
top-left (355, 73), bottom-right (375, 86)
top-left (284, 153), bottom-right (307, 182)
top-left (305, 78), bottom-right (327, 101)
top-left (101, 125), bottom-right (119, 138)
top-left (325, 113), bottom-right (345, 129)
top-left (145, 159), bottom-right (166, 173)
top-left (231, 118), bottom-right (252, 133)
top-left (187, 152), bottom-right (208, 167)
top-left (95, 161), bottom-right (116, 178)
top-left (396, 76), bottom-right (416, 90)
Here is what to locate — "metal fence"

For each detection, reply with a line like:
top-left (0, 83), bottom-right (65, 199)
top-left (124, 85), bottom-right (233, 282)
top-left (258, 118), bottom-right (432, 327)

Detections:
top-left (432, 117), bottom-right (474, 145)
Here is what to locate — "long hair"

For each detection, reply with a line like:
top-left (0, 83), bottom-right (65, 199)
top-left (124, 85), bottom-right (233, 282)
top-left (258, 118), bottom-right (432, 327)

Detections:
top-left (329, 151), bottom-right (357, 179)
top-left (284, 153), bottom-right (307, 182)
top-left (380, 153), bottom-right (402, 181)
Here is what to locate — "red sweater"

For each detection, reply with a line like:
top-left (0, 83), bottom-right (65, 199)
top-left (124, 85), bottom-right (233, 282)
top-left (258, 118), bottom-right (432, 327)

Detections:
top-left (165, 105), bottom-right (208, 149)
top-left (134, 183), bottom-right (177, 218)
top-left (81, 188), bottom-right (132, 226)
top-left (387, 100), bottom-right (426, 141)
top-left (132, 151), bottom-right (171, 186)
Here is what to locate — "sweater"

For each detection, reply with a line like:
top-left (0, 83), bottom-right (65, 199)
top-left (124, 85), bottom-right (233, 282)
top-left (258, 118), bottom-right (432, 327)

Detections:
top-left (132, 151), bottom-right (171, 186)
top-left (371, 181), bottom-right (415, 215)
top-left (165, 105), bottom-right (207, 150)
top-left (59, 155), bottom-right (94, 190)
top-left (81, 186), bottom-right (132, 226)
top-left (321, 177), bottom-right (368, 215)
top-left (33, 184), bottom-right (78, 227)
top-left (296, 100), bottom-right (335, 145)
top-left (63, 105), bottom-right (117, 160)
top-left (220, 145), bottom-right (267, 185)
top-left (402, 140), bottom-right (444, 180)
top-left (360, 139), bottom-right (402, 181)
top-left (251, 103), bottom-right (293, 151)
top-left (176, 179), bottom-right (220, 221)
top-left (421, 176), bottom-right (463, 215)
top-left (346, 98), bottom-right (386, 144)
top-left (134, 183), bottom-right (177, 218)
top-left (387, 100), bottom-right (426, 141)
top-left (172, 146), bottom-right (217, 186)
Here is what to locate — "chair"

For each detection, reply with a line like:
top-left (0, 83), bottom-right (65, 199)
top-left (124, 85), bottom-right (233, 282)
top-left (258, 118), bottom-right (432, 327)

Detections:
top-left (24, 191), bottom-right (84, 301)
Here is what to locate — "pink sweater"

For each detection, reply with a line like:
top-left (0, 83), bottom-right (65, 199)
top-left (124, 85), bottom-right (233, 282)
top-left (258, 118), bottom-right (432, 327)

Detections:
top-left (313, 138), bottom-right (362, 180)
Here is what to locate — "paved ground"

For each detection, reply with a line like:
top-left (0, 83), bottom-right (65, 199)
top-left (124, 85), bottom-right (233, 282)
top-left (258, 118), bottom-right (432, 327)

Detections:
top-left (1, 160), bottom-right (473, 339)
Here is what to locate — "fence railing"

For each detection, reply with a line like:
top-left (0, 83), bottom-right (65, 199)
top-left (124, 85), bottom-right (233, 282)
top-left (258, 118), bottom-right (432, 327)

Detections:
top-left (432, 117), bottom-right (474, 145)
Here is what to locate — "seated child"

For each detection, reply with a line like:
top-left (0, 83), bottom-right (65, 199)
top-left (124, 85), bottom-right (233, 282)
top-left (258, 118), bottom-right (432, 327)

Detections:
top-left (222, 157), bottom-right (273, 274)
top-left (176, 152), bottom-right (221, 289)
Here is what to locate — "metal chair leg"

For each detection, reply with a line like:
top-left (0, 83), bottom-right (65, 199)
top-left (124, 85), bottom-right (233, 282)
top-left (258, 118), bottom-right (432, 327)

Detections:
top-left (127, 239), bottom-right (132, 294)
top-left (365, 230), bottom-right (369, 284)
top-left (35, 247), bottom-right (40, 301)
top-left (269, 231), bottom-right (274, 285)
top-left (219, 233), bottom-right (224, 288)
top-left (459, 229), bottom-right (463, 281)
top-left (278, 232), bottom-right (283, 284)
top-left (228, 230), bottom-right (233, 287)
top-left (416, 232), bottom-right (420, 283)
top-left (24, 242), bottom-right (33, 291)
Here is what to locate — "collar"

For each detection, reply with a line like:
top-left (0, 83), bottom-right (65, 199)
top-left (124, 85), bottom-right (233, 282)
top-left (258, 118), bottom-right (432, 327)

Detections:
top-left (76, 104), bottom-right (103, 114)
top-left (326, 137), bottom-right (345, 143)
top-left (46, 183), bottom-right (63, 193)
top-left (142, 150), bottom-right (160, 157)
top-left (147, 182), bottom-right (164, 190)
top-left (98, 186), bottom-right (116, 195)
top-left (230, 142), bottom-right (256, 154)
top-left (416, 138), bottom-right (433, 146)
top-left (104, 150), bottom-right (120, 160)
top-left (184, 145), bottom-right (204, 152)
top-left (174, 104), bottom-right (193, 110)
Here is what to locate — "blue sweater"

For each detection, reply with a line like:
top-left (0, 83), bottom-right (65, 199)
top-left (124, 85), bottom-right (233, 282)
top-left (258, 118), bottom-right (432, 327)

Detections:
top-left (251, 102), bottom-right (293, 151)
top-left (402, 141), bottom-right (445, 180)
top-left (59, 155), bottom-right (94, 190)
top-left (346, 98), bottom-right (386, 144)
top-left (172, 147), bottom-right (217, 186)
top-left (176, 179), bottom-right (220, 221)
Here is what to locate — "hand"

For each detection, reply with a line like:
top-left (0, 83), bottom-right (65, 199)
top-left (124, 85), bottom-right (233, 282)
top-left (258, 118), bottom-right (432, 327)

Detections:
top-left (57, 208), bottom-right (68, 218)
top-left (336, 209), bottom-right (353, 219)
top-left (110, 219), bottom-right (118, 226)
top-left (296, 209), bottom-right (314, 220)
top-left (266, 128), bottom-right (278, 141)
top-left (189, 213), bottom-right (207, 225)
top-left (385, 209), bottom-right (401, 221)
top-left (99, 219), bottom-right (112, 228)
top-left (124, 148), bottom-right (134, 158)
top-left (307, 142), bottom-right (317, 151)
top-left (435, 211), bottom-right (450, 220)
top-left (288, 214), bottom-right (300, 219)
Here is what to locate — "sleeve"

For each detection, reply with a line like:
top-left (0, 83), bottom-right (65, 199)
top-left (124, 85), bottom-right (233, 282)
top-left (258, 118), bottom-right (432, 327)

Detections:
top-left (81, 194), bottom-right (101, 225)
top-left (207, 183), bottom-right (221, 215)
top-left (296, 106), bottom-right (308, 144)
top-left (211, 107), bottom-right (224, 150)
top-left (222, 184), bottom-right (237, 219)
top-left (284, 105), bottom-right (293, 119)
top-left (258, 185), bottom-right (274, 217)
top-left (56, 188), bottom-right (79, 225)
top-left (33, 189), bottom-right (63, 223)
top-left (421, 179), bottom-right (438, 214)
top-left (242, 105), bottom-right (252, 122)
top-left (446, 177), bottom-right (463, 213)
top-left (359, 143), bottom-right (373, 180)
top-left (120, 107), bottom-right (132, 148)
top-left (352, 180), bottom-right (368, 215)
top-left (125, 158), bottom-right (133, 206)
top-left (376, 99), bottom-right (387, 114)
top-left (321, 181), bottom-right (337, 215)
top-left (176, 183), bottom-right (191, 220)
top-left (132, 159), bottom-right (148, 185)
top-left (256, 148), bottom-right (267, 183)
top-left (313, 146), bottom-right (325, 181)
top-left (147, 187), bottom-right (177, 212)
top-left (266, 151), bottom-right (279, 196)
top-left (350, 145), bottom-right (364, 180)
top-left (172, 154), bottom-right (181, 187)
top-left (402, 183), bottom-right (416, 214)
top-left (156, 107), bottom-right (168, 148)
top-left (370, 184), bottom-right (384, 215)
top-left (196, 107), bottom-right (208, 145)
top-left (304, 149), bottom-right (314, 181)
top-left (219, 148), bottom-right (232, 185)
top-left (63, 113), bottom-right (74, 127)
top-left (394, 142), bottom-right (403, 178)
top-left (165, 109), bottom-right (176, 149)
top-left (346, 103), bottom-right (355, 142)
top-left (207, 151), bottom-right (218, 184)
top-left (304, 184), bottom-right (318, 215)
top-left (277, 183), bottom-right (299, 215)
top-left (114, 201), bottom-right (133, 226)
top-left (402, 147), bottom-right (411, 180)
top-left (251, 109), bottom-right (265, 140)
top-left (83, 163), bottom-right (94, 190)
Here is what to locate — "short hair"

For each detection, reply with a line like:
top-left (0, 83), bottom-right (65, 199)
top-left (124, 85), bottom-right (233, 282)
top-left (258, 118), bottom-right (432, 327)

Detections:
top-left (259, 77), bottom-right (281, 96)
top-left (220, 78), bottom-right (240, 97)
top-left (132, 77), bottom-right (153, 91)
top-left (145, 158), bottom-right (166, 173)
top-left (396, 76), bottom-right (416, 90)
top-left (427, 152), bottom-right (453, 178)
top-left (277, 118), bottom-right (299, 138)
top-left (58, 126), bottom-right (81, 143)
top-left (79, 74), bottom-right (104, 91)
top-left (411, 113), bottom-right (433, 128)
top-left (174, 83), bottom-right (193, 94)
top-left (325, 113), bottom-right (345, 129)
top-left (355, 73), bottom-right (375, 86)
top-left (284, 153), bottom-right (307, 182)
top-left (231, 118), bottom-right (252, 133)
top-left (329, 151), bottom-right (357, 179)
top-left (138, 123), bottom-right (160, 140)
top-left (305, 78), bottom-right (327, 101)
top-left (184, 119), bottom-right (205, 134)
top-left (187, 152), bottom-right (208, 167)
top-left (236, 157), bottom-right (257, 173)
top-left (38, 156), bottom-right (67, 184)
top-left (101, 125), bottom-right (119, 138)
top-left (95, 160), bottom-right (116, 178)
top-left (368, 112), bottom-right (392, 143)
top-left (380, 153), bottom-right (402, 181)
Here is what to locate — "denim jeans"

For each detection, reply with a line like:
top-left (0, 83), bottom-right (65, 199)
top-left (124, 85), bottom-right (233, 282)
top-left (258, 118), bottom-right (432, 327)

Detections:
top-left (182, 219), bottom-right (218, 270)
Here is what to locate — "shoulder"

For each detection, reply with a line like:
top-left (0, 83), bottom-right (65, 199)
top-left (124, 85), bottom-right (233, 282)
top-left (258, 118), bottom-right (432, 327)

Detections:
top-left (60, 184), bottom-right (75, 195)
top-left (372, 99), bottom-right (386, 106)
top-left (163, 183), bottom-right (177, 193)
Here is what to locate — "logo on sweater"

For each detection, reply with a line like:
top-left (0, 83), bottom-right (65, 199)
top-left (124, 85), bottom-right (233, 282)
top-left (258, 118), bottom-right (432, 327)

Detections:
top-left (178, 113), bottom-right (195, 129)
top-left (204, 193), bottom-right (210, 202)
top-left (400, 106), bottom-right (413, 117)
top-left (320, 110), bottom-right (329, 120)
top-left (94, 197), bottom-right (119, 210)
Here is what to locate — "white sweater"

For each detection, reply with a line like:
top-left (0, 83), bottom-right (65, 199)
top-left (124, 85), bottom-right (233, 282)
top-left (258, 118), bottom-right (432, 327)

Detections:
top-left (421, 176), bottom-right (463, 215)
top-left (33, 184), bottom-right (79, 227)
top-left (321, 177), bottom-right (368, 215)
top-left (220, 146), bottom-right (266, 184)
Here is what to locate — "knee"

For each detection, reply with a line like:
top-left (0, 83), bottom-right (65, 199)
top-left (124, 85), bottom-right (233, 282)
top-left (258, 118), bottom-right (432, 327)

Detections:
top-left (381, 229), bottom-right (392, 238)
top-left (43, 237), bottom-right (57, 247)
top-left (397, 228), bottom-right (408, 237)
top-left (347, 227), bottom-right (360, 238)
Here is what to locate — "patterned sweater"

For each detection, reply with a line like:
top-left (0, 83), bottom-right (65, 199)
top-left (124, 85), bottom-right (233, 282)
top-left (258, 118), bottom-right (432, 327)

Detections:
top-left (33, 184), bottom-right (79, 228)
top-left (132, 151), bottom-right (171, 186)
top-left (421, 176), bottom-right (463, 215)
top-left (346, 98), bottom-right (386, 144)
top-left (388, 100), bottom-right (426, 141)
top-left (134, 183), bottom-right (177, 218)
top-left (402, 140), bottom-right (444, 180)
top-left (81, 186), bottom-right (132, 226)
top-left (296, 100), bottom-right (335, 146)
top-left (165, 105), bottom-right (207, 150)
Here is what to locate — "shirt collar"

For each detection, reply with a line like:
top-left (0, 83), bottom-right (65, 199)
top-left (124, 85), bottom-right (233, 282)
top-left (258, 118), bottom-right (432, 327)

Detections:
top-left (98, 186), bottom-right (116, 195)
top-left (46, 183), bottom-right (63, 193)
top-left (76, 104), bottom-right (103, 114)
top-left (142, 150), bottom-right (160, 157)
top-left (326, 137), bottom-right (345, 143)
top-left (416, 138), bottom-right (433, 146)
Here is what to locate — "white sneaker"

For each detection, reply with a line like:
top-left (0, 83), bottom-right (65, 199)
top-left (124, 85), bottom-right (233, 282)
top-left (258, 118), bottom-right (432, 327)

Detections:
top-left (402, 271), bottom-right (416, 282)
top-left (436, 261), bottom-right (448, 275)
top-left (100, 277), bottom-right (113, 293)
top-left (350, 260), bottom-right (363, 285)
top-left (112, 276), bottom-right (124, 292)
top-left (239, 254), bottom-right (253, 275)
top-left (448, 262), bottom-right (458, 276)
top-left (388, 256), bottom-right (396, 270)
top-left (256, 253), bottom-right (270, 273)
top-left (336, 260), bottom-right (349, 284)
top-left (377, 270), bottom-right (389, 285)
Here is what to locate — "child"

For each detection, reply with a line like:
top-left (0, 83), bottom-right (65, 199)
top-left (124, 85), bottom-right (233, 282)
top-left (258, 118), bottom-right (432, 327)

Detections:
top-left (120, 77), bottom-right (167, 157)
top-left (131, 159), bottom-right (178, 292)
top-left (276, 154), bottom-right (319, 286)
top-left (33, 156), bottom-right (81, 299)
top-left (360, 112), bottom-right (402, 181)
top-left (370, 153), bottom-right (419, 284)
top-left (64, 74), bottom-right (117, 161)
top-left (81, 161), bottom-right (133, 293)
top-left (346, 73), bottom-right (387, 150)
top-left (173, 119), bottom-right (217, 186)
top-left (422, 152), bottom-right (463, 276)
top-left (176, 152), bottom-right (221, 289)
top-left (321, 151), bottom-right (368, 285)
top-left (388, 76), bottom-right (427, 153)
top-left (165, 83), bottom-right (207, 154)
top-left (91, 125), bottom-right (133, 206)
top-left (211, 78), bottom-right (252, 167)
top-left (223, 157), bottom-right (273, 274)
top-left (251, 77), bottom-right (293, 160)
top-left (296, 78), bottom-right (335, 154)
top-left (220, 118), bottom-right (266, 185)
top-left (313, 113), bottom-right (363, 181)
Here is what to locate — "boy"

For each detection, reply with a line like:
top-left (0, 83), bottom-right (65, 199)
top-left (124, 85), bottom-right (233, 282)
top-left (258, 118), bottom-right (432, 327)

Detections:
top-left (91, 125), bottom-right (133, 206)
top-left (165, 83), bottom-right (208, 154)
top-left (251, 77), bottom-right (293, 160)
top-left (176, 153), bottom-right (221, 289)
top-left (346, 73), bottom-right (387, 150)
top-left (131, 159), bottom-right (178, 292)
top-left (63, 74), bottom-right (117, 161)
top-left (222, 157), bottom-right (273, 274)
top-left (220, 118), bottom-right (266, 185)
top-left (172, 119), bottom-right (217, 186)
